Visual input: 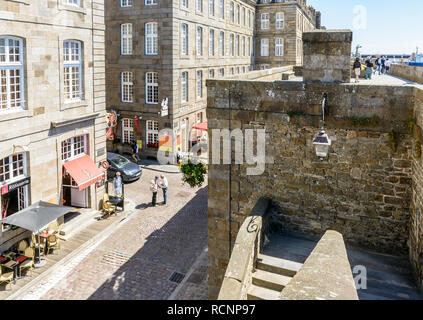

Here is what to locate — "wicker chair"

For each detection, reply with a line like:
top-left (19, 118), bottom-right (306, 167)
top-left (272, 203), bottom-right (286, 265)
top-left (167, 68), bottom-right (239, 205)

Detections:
top-left (17, 239), bottom-right (29, 255)
top-left (102, 193), bottom-right (116, 218)
top-left (19, 247), bottom-right (35, 277)
top-left (47, 221), bottom-right (59, 233)
top-left (0, 266), bottom-right (14, 290)
top-left (46, 235), bottom-right (60, 255)
top-left (31, 233), bottom-right (46, 256)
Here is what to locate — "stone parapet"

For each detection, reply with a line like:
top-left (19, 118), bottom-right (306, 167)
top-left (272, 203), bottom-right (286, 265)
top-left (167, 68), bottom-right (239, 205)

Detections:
top-left (390, 64), bottom-right (423, 85)
top-left (217, 198), bottom-right (270, 300)
top-left (302, 30), bottom-right (352, 83)
top-left (280, 230), bottom-right (359, 300)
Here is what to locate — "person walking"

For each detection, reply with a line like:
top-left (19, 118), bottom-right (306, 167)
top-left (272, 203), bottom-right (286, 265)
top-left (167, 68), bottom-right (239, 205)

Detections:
top-left (176, 147), bottom-right (182, 164)
top-left (113, 172), bottom-right (123, 197)
top-left (130, 140), bottom-right (140, 164)
top-left (159, 174), bottom-right (168, 205)
top-left (376, 56), bottom-right (382, 75)
top-left (150, 176), bottom-right (159, 207)
top-left (381, 56), bottom-right (386, 74)
top-left (385, 58), bottom-right (391, 74)
top-left (364, 56), bottom-right (373, 80)
top-left (353, 57), bottom-right (362, 83)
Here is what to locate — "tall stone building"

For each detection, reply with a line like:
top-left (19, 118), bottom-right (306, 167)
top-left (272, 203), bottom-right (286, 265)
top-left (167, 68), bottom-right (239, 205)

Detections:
top-left (254, 0), bottom-right (319, 69)
top-left (0, 0), bottom-right (107, 251)
top-left (105, 0), bottom-right (319, 160)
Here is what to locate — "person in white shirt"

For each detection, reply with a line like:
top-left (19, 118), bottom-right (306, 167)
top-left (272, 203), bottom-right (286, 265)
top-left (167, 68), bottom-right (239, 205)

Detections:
top-left (150, 177), bottom-right (159, 207)
top-left (385, 59), bottom-right (391, 74)
top-left (159, 175), bottom-right (168, 205)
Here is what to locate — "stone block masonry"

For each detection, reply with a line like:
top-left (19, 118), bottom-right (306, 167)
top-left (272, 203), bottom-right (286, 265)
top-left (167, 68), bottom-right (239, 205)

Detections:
top-left (302, 30), bottom-right (352, 83)
top-left (206, 78), bottom-right (420, 299)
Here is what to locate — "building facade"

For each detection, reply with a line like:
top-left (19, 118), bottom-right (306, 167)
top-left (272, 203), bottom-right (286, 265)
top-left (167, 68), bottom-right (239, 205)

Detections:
top-left (254, 0), bottom-right (318, 69)
top-left (0, 0), bottom-right (107, 251)
top-left (105, 0), bottom-right (319, 161)
top-left (105, 0), bottom-right (257, 160)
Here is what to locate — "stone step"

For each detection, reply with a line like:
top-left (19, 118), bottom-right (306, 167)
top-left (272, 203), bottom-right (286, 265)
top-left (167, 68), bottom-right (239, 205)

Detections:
top-left (247, 284), bottom-right (280, 300)
top-left (256, 254), bottom-right (303, 277)
top-left (252, 269), bottom-right (292, 291)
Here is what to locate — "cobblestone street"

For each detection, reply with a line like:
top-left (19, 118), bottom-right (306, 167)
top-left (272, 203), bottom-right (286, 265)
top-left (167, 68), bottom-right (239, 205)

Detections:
top-left (17, 169), bottom-right (208, 300)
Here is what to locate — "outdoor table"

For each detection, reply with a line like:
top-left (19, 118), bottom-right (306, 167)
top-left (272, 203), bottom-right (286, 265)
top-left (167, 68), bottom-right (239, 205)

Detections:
top-left (3, 260), bottom-right (19, 284)
top-left (13, 255), bottom-right (28, 279)
top-left (40, 231), bottom-right (51, 238)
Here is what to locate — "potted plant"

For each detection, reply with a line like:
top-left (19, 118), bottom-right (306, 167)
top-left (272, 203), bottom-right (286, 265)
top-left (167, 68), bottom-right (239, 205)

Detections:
top-left (179, 160), bottom-right (207, 188)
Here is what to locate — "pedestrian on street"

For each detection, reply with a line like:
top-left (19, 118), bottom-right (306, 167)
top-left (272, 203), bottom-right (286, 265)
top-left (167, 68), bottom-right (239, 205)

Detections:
top-left (353, 57), bottom-right (362, 83)
top-left (113, 172), bottom-right (123, 197)
top-left (176, 147), bottom-right (182, 164)
top-left (364, 56), bottom-right (373, 80)
top-left (150, 176), bottom-right (159, 207)
top-left (131, 140), bottom-right (140, 164)
top-left (159, 174), bottom-right (168, 205)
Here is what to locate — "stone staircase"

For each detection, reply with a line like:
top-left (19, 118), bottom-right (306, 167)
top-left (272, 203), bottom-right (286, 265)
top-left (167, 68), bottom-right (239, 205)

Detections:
top-left (247, 253), bottom-right (303, 300)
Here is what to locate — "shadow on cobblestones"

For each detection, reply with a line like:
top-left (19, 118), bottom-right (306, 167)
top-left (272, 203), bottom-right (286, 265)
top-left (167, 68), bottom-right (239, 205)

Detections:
top-left (86, 186), bottom-right (208, 300)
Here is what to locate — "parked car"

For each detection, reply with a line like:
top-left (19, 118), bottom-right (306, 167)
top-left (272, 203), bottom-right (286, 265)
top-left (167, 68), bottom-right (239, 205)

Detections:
top-left (107, 152), bottom-right (142, 182)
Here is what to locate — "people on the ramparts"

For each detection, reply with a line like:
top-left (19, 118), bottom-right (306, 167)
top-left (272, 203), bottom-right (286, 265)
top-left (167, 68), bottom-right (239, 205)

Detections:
top-left (353, 57), bottom-right (362, 83)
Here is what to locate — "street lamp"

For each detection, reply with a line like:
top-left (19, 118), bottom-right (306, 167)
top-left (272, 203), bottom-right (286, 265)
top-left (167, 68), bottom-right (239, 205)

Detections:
top-left (312, 93), bottom-right (331, 158)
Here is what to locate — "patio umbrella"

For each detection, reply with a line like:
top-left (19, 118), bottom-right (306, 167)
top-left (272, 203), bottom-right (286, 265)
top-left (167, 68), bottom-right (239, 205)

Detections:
top-left (0, 201), bottom-right (75, 267)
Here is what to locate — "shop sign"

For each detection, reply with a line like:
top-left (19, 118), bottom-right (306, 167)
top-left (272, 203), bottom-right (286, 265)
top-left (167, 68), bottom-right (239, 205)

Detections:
top-left (161, 98), bottom-right (169, 117)
top-left (1, 177), bottom-right (31, 195)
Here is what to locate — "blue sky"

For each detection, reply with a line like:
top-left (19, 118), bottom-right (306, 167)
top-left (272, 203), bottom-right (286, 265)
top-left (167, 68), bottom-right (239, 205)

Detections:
top-left (307, 0), bottom-right (423, 55)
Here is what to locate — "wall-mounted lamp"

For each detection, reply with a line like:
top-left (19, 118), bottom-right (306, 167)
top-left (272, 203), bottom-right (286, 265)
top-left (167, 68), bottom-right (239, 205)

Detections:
top-left (312, 93), bottom-right (331, 158)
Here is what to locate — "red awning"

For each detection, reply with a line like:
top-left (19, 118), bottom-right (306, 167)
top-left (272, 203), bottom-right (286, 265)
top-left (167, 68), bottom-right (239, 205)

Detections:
top-left (192, 122), bottom-right (208, 131)
top-left (63, 155), bottom-right (104, 191)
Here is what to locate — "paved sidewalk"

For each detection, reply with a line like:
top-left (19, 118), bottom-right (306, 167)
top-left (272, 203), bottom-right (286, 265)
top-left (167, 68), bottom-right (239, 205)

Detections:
top-left (4, 170), bottom-right (208, 300)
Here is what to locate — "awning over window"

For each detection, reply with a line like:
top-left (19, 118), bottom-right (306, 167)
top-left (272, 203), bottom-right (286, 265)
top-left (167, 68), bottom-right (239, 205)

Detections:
top-left (63, 155), bottom-right (104, 191)
top-left (192, 122), bottom-right (208, 132)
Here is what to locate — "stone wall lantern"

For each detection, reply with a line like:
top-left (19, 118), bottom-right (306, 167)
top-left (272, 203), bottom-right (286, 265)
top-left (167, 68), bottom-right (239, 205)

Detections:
top-left (313, 93), bottom-right (331, 158)
top-left (313, 130), bottom-right (331, 158)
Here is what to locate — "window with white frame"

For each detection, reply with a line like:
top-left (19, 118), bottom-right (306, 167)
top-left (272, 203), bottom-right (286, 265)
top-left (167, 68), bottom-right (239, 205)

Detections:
top-left (275, 38), bottom-right (284, 57)
top-left (229, 34), bottom-right (234, 56)
top-left (145, 0), bottom-right (157, 5)
top-left (145, 22), bottom-right (158, 55)
top-left (196, 70), bottom-right (203, 99)
top-left (63, 40), bottom-right (82, 101)
top-left (181, 24), bottom-right (188, 55)
top-left (247, 37), bottom-right (250, 56)
top-left (229, 67), bottom-right (233, 75)
top-left (196, 0), bottom-right (202, 12)
top-left (230, 2), bottom-right (234, 22)
top-left (260, 38), bottom-right (269, 56)
top-left (261, 13), bottom-right (269, 29)
top-left (276, 12), bottom-right (285, 29)
top-left (146, 120), bottom-right (159, 145)
top-left (181, 71), bottom-right (188, 103)
top-left (121, 0), bottom-right (133, 7)
top-left (247, 10), bottom-right (251, 27)
top-left (209, 69), bottom-right (214, 78)
top-left (219, 0), bottom-right (224, 18)
top-left (61, 135), bottom-right (88, 161)
top-left (0, 37), bottom-right (25, 111)
top-left (209, 0), bottom-right (215, 17)
top-left (209, 29), bottom-right (215, 56)
top-left (146, 72), bottom-right (158, 104)
top-left (66, 0), bottom-right (80, 6)
top-left (197, 27), bottom-right (203, 56)
top-left (219, 31), bottom-right (224, 56)
top-left (182, 0), bottom-right (188, 8)
top-left (235, 4), bottom-right (239, 24)
top-left (121, 71), bottom-right (133, 102)
top-left (235, 35), bottom-right (239, 56)
top-left (121, 119), bottom-right (134, 144)
top-left (219, 68), bottom-right (224, 77)
top-left (242, 7), bottom-right (245, 26)
top-left (0, 153), bottom-right (26, 183)
top-left (121, 23), bottom-right (133, 55)
top-left (241, 36), bottom-right (245, 56)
